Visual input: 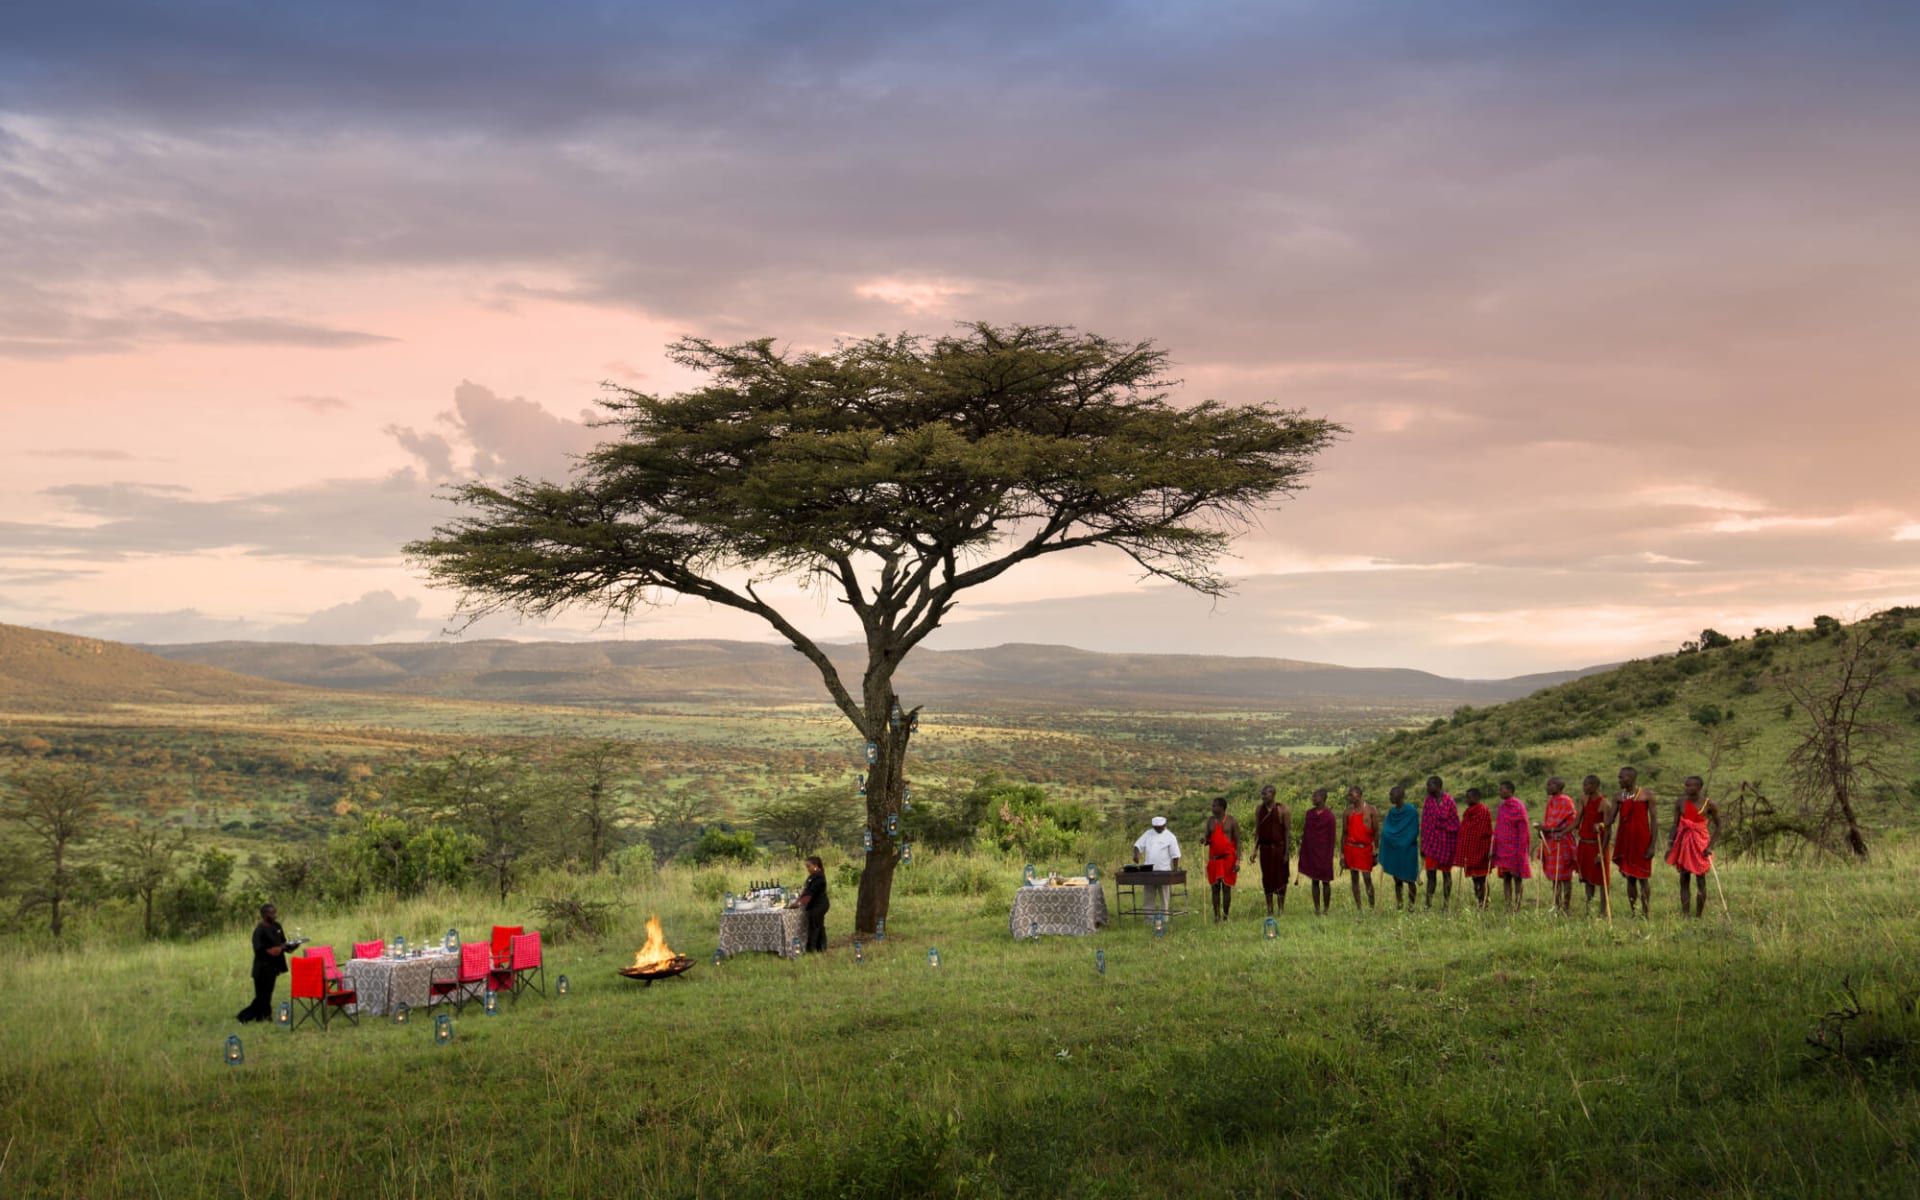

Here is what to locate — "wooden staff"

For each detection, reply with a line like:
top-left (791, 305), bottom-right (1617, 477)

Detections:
top-left (1599, 824), bottom-right (1614, 923)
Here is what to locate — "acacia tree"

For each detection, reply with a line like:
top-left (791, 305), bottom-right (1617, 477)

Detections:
top-left (549, 741), bottom-right (638, 873)
top-left (1779, 616), bottom-right (1903, 860)
top-left (2, 767), bottom-right (107, 937)
top-left (409, 323), bottom-right (1343, 932)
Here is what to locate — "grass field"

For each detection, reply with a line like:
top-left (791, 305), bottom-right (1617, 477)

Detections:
top-left (4, 839), bottom-right (1917, 1199)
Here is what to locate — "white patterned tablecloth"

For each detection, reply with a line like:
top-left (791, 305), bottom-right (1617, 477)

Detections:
top-left (719, 908), bottom-right (810, 958)
top-left (339, 950), bottom-right (465, 1016)
top-left (1009, 884), bottom-right (1109, 939)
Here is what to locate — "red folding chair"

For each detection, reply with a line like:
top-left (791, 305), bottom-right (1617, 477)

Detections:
top-left (351, 940), bottom-right (384, 960)
top-left (508, 931), bottom-right (545, 1001)
top-left (290, 955), bottom-right (359, 1030)
top-left (308, 944), bottom-right (345, 983)
top-left (429, 941), bottom-right (493, 1015)
top-left (489, 925), bottom-right (523, 969)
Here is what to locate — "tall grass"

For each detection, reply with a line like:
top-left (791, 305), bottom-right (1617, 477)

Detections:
top-left (3, 844), bottom-right (1917, 1198)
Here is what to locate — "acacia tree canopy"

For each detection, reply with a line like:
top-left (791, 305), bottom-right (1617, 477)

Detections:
top-left (408, 322), bottom-right (1344, 928)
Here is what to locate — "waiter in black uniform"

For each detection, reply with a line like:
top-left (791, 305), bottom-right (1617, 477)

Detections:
top-left (791, 855), bottom-right (829, 952)
top-left (236, 902), bottom-right (302, 1022)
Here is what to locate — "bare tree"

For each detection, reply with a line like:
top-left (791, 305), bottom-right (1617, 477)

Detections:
top-left (1778, 618), bottom-right (1904, 859)
top-left (2, 768), bottom-right (108, 937)
top-left (551, 741), bottom-right (637, 873)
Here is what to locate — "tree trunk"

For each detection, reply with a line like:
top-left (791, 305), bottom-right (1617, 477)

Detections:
top-left (852, 698), bottom-right (916, 935)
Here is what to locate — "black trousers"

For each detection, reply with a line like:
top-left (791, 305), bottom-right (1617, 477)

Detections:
top-left (806, 908), bottom-right (828, 952)
top-left (237, 970), bottom-right (279, 1023)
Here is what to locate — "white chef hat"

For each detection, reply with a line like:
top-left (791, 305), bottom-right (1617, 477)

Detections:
top-left (1150, 816), bottom-right (1167, 828)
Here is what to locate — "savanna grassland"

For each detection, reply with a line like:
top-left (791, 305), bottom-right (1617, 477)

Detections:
top-left (2, 844), bottom-right (1917, 1199)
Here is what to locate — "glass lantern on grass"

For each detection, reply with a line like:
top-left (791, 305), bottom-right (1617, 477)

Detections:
top-left (275, 1000), bottom-right (291, 1028)
top-left (853, 939), bottom-right (864, 963)
top-left (434, 1012), bottom-right (453, 1046)
top-left (1264, 917), bottom-right (1279, 940)
top-left (791, 935), bottom-right (803, 958)
top-left (713, 947), bottom-right (725, 966)
top-left (1095, 949), bottom-right (1105, 976)
top-left (927, 947), bottom-right (941, 968)
top-left (224, 1035), bottom-right (244, 1067)
top-left (556, 975), bottom-right (570, 996)
top-left (1028, 920), bottom-right (1039, 940)
top-left (875, 918), bottom-right (885, 941)
top-left (1153, 914), bottom-right (1167, 938)
top-left (394, 1002), bottom-right (412, 1026)
top-left (483, 989), bottom-right (499, 1016)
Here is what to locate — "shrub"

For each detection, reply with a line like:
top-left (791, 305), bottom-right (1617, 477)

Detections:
top-left (1691, 703), bottom-right (1725, 728)
top-left (981, 781), bottom-right (1098, 861)
top-left (685, 828), bottom-right (758, 866)
top-left (1488, 749), bottom-right (1518, 772)
top-left (1700, 628), bottom-right (1734, 650)
top-left (1646, 742), bottom-right (1662, 757)
top-left (1519, 756), bottom-right (1551, 779)
top-left (528, 894), bottom-right (619, 942)
top-left (750, 786), bottom-right (858, 859)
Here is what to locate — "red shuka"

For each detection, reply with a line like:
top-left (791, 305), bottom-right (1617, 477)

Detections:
top-left (1613, 788), bottom-right (1654, 880)
top-left (1455, 803), bottom-right (1492, 877)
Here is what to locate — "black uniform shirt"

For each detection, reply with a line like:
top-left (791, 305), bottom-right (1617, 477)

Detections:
top-left (252, 920), bottom-right (290, 976)
top-left (800, 872), bottom-right (828, 915)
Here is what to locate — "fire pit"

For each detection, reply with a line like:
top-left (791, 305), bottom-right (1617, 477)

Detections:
top-left (618, 915), bottom-right (694, 986)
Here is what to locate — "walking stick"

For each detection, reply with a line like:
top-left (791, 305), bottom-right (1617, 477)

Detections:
top-left (1599, 825), bottom-right (1614, 923)
top-left (1708, 856), bottom-right (1730, 917)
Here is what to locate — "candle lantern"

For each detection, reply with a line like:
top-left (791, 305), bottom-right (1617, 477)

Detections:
top-left (857, 773), bottom-right (866, 796)
top-left (927, 947), bottom-right (941, 968)
top-left (393, 1002), bottom-right (411, 1025)
top-left (1023, 863), bottom-right (1037, 885)
top-left (394, 935), bottom-right (407, 958)
top-left (444, 928), bottom-right (459, 953)
top-left (556, 975), bottom-right (570, 996)
top-left (853, 939), bottom-right (864, 963)
top-left (224, 1035), bottom-right (244, 1067)
top-left (865, 741), bottom-right (878, 764)
top-left (900, 842), bottom-right (913, 865)
top-left (1153, 914), bottom-right (1167, 938)
top-left (902, 789), bottom-right (913, 812)
top-left (863, 829), bottom-right (873, 852)
top-left (275, 1000), bottom-right (291, 1027)
top-left (434, 1012), bottom-right (453, 1046)
top-left (908, 714), bottom-right (919, 734)
top-left (1095, 949), bottom-right (1106, 976)
top-left (890, 702), bottom-right (903, 730)
top-left (725, 892), bottom-right (736, 911)
top-left (483, 988), bottom-right (499, 1016)
top-left (713, 946), bottom-right (725, 966)
top-left (1085, 862), bottom-right (1100, 883)
top-left (791, 935), bottom-right (803, 958)
top-left (886, 813), bottom-right (898, 836)
top-left (1029, 920), bottom-right (1039, 940)
top-left (875, 917), bottom-right (886, 941)
top-left (1264, 917), bottom-right (1279, 940)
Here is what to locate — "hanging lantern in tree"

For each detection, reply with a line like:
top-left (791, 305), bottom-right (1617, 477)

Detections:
top-left (863, 829), bottom-right (873, 852)
top-left (865, 741), bottom-right (878, 764)
top-left (875, 918), bottom-right (886, 941)
top-left (900, 841), bottom-right (913, 865)
top-left (224, 1035), bottom-right (244, 1067)
top-left (857, 773), bottom-right (866, 796)
top-left (886, 813), bottom-right (898, 836)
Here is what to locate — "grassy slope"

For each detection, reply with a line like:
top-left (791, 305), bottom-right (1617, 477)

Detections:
top-left (2, 845), bottom-right (1917, 1199)
top-left (1256, 617), bottom-right (1920, 832)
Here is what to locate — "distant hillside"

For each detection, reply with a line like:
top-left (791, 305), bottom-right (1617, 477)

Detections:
top-left (0, 623), bottom-right (306, 711)
top-left (1249, 611), bottom-right (1920, 821)
top-left (142, 637), bottom-right (1600, 711)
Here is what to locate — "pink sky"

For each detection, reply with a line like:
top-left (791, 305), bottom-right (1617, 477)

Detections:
top-left (4, 3), bottom-right (1919, 676)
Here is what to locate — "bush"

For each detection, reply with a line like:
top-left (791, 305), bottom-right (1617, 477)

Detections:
top-left (528, 894), bottom-right (619, 942)
top-left (685, 828), bottom-right (758, 866)
top-left (907, 778), bottom-right (997, 852)
top-left (981, 780), bottom-right (1098, 861)
top-left (1519, 756), bottom-right (1551, 779)
top-left (1488, 749), bottom-right (1518, 772)
top-left (750, 786), bottom-right (859, 859)
top-left (1691, 703), bottom-right (1725, 728)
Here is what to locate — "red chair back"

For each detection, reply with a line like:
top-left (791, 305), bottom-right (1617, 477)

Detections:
top-left (459, 941), bottom-right (492, 983)
top-left (351, 940), bottom-right (384, 960)
top-left (509, 932), bottom-right (541, 970)
top-left (490, 925), bottom-right (523, 958)
top-left (310, 945), bottom-right (339, 971)
top-left (290, 955), bottom-right (325, 999)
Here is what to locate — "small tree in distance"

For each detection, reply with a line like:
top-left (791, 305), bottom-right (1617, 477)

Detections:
top-left (409, 323), bottom-right (1344, 932)
top-left (2, 767), bottom-right (107, 937)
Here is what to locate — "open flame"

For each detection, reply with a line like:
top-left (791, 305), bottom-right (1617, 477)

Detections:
top-left (630, 914), bottom-right (679, 972)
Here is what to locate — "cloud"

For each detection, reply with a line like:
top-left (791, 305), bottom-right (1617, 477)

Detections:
top-left (389, 380), bottom-right (599, 484)
top-left (287, 395), bottom-right (350, 413)
top-left (284, 590), bottom-right (425, 642)
top-left (38, 591), bottom-right (605, 646)
top-left (0, 284), bottom-right (395, 359)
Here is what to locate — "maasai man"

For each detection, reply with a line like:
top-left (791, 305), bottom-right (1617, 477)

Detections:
top-left (1297, 789), bottom-right (1338, 916)
top-left (1253, 784), bottom-right (1291, 916)
top-left (1379, 785), bottom-right (1421, 911)
top-left (1575, 774), bottom-right (1610, 913)
top-left (1665, 775), bottom-right (1720, 918)
top-left (1418, 776), bottom-right (1460, 910)
top-left (1342, 786), bottom-right (1381, 911)
top-left (1202, 795), bottom-right (1242, 922)
top-left (1492, 780), bottom-right (1531, 912)
top-left (1456, 787), bottom-right (1494, 909)
top-left (1608, 766), bottom-right (1658, 918)
top-left (1538, 776), bottom-right (1578, 915)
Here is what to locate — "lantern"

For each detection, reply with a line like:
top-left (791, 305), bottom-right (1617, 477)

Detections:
top-left (1095, 949), bottom-right (1105, 976)
top-left (725, 892), bottom-right (736, 911)
top-left (1264, 917), bottom-right (1279, 940)
top-left (886, 813), bottom-right (898, 836)
top-left (224, 1035), bottom-right (244, 1067)
top-left (1029, 920), bottom-right (1039, 940)
top-left (863, 829), bottom-right (873, 852)
top-left (1086, 861), bottom-right (1100, 883)
top-left (434, 1012), bottom-right (453, 1046)
top-left (853, 939), bottom-right (864, 963)
top-left (556, 975), bottom-right (570, 996)
top-left (900, 842), bottom-right (913, 865)
top-left (274, 1000), bottom-right (291, 1027)
top-left (1153, 914), bottom-right (1167, 938)
top-left (483, 989), bottom-right (499, 1016)
top-left (875, 917), bottom-right (886, 941)
top-left (908, 714), bottom-right (919, 734)
top-left (857, 773), bottom-right (866, 796)
top-left (865, 741), bottom-right (878, 764)
top-left (393, 935), bottom-right (407, 958)
top-left (927, 947), bottom-right (941, 968)
top-left (903, 786), bottom-right (913, 811)
top-left (444, 927), bottom-right (459, 953)
top-left (1023, 863), bottom-right (1037, 885)
top-left (890, 702), bottom-right (903, 730)
top-left (393, 1002), bottom-right (411, 1025)
top-left (791, 935), bottom-right (803, 958)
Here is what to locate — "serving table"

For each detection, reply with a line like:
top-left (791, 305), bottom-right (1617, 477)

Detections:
top-left (1009, 881), bottom-right (1109, 939)
top-left (718, 904), bottom-right (810, 959)
top-left (1113, 868), bottom-right (1190, 921)
top-left (338, 948), bottom-right (461, 1017)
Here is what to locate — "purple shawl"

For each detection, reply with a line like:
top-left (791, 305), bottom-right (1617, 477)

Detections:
top-left (1297, 806), bottom-right (1337, 882)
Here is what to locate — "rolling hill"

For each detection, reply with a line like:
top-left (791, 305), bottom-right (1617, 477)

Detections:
top-left (0, 623), bottom-right (310, 711)
top-left (142, 636), bottom-right (1601, 711)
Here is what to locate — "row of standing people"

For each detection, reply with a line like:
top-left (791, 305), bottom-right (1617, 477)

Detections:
top-left (1185, 766), bottom-right (1721, 921)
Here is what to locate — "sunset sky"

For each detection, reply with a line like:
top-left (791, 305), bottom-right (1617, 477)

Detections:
top-left (4, 2), bottom-right (1918, 677)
